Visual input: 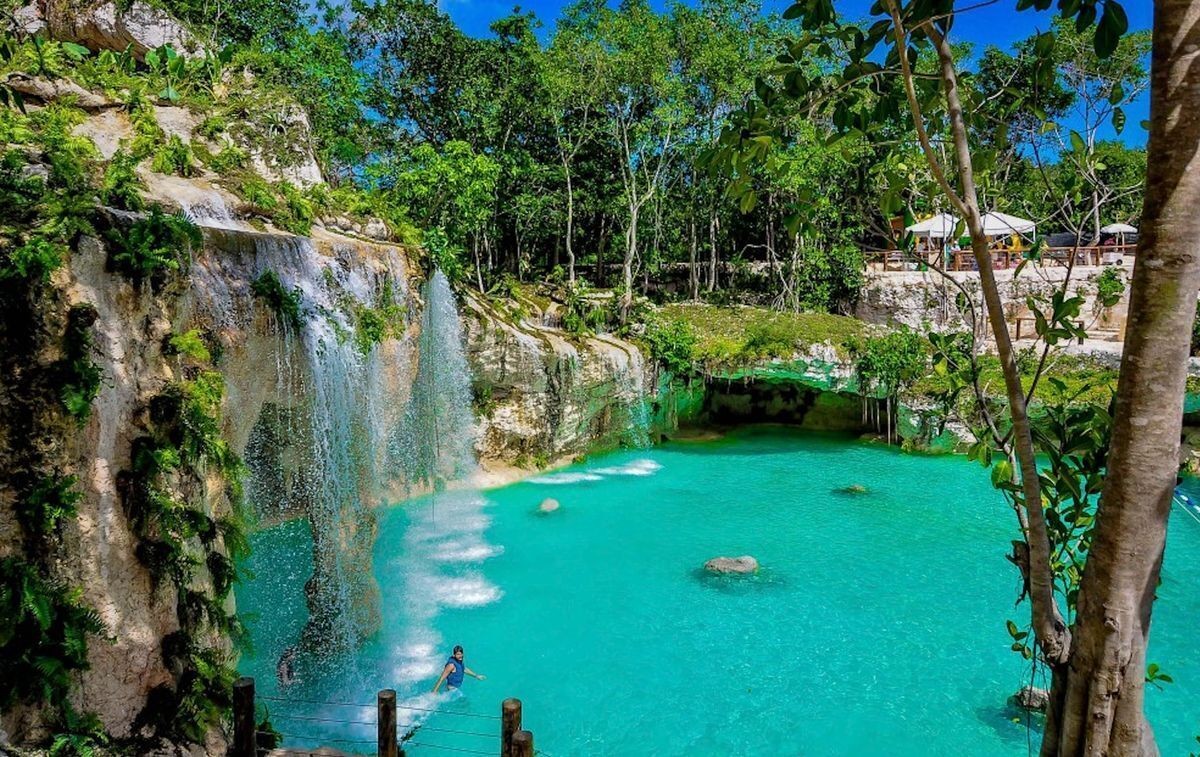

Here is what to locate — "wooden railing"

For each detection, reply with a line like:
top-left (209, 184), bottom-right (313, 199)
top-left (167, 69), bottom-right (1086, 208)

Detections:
top-left (865, 244), bottom-right (1137, 273)
top-left (231, 677), bottom-right (534, 757)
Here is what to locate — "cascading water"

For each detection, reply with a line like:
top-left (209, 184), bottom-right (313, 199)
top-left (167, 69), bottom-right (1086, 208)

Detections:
top-left (384, 270), bottom-right (503, 705)
top-left (189, 220), bottom-right (415, 664)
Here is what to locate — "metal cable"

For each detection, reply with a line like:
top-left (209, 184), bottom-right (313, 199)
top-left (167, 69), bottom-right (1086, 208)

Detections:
top-left (259, 695), bottom-right (500, 720)
top-left (405, 742), bottom-right (495, 755)
top-left (270, 711), bottom-right (376, 726)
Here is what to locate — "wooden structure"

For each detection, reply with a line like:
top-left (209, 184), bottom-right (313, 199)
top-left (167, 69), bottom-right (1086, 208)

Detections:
top-left (231, 677), bottom-right (533, 757)
top-left (866, 244), bottom-right (1137, 273)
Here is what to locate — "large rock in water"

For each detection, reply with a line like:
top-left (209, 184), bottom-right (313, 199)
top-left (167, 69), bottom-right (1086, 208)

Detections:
top-left (1010, 686), bottom-right (1049, 712)
top-left (539, 497), bottom-right (560, 513)
top-left (704, 555), bottom-right (759, 574)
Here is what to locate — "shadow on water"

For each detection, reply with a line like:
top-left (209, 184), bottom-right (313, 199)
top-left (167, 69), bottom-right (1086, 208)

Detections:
top-left (974, 703), bottom-right (1045, 750)
top-left (690, 567), bottom-right (787, 593)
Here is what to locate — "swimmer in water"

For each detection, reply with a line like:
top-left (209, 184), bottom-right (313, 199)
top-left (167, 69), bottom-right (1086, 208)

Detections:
top-left (277, 646), bottom-right (299, 686)
top-left (432, 645), bottom-right (485, 693)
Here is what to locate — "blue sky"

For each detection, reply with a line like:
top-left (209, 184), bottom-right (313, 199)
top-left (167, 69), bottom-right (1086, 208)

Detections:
top-left (439, 0), bottom-right (1153, 147)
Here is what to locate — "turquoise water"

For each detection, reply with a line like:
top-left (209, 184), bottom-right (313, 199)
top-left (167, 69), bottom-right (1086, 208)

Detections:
top-left (237, 427), bottom-right (1200, 755)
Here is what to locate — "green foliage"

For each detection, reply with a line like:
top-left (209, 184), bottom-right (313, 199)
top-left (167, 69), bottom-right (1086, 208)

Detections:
top-left (167, 329), bottom-right (212, 363)
top-left (195, 115), bottom-right (227, 140)
top-left (207, 144), bottom-right (249, 175)
top-left (49, 706), bottom-right (109, 757)
top-left (151, 134), bottom-right (199, 177)
top-left (58, 304), bottom-right (102, 422)
top-left (658, 303), bottom-right (865, 372)
top-left (352, 291), bottom-right (407, 357)
top-left (1094, 267), bottom-right (1126, 309)
top-left (99, 148), bottom-right (145, 210)
top-left (0, 557), bottom-right (105, 710)
top-left (275, 181), bottom-right (314, 235)
top-left (251, 269), bottom-right (306, 330)
top-left (105, 206), bottom-right (202, 284)
top-left (643, 317), bottom-right (697, 375)
top-left (19, 473), bottom-right (82, 540)
top-left (423, 226), bottom-right (466, 283)
top-left (236, 175), bottom-right (278, 214)
top-left (848, 329), bottom-right (928, 400)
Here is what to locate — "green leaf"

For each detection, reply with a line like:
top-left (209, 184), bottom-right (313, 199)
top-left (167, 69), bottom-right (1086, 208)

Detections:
top-left (1112, 107), bottom-right (1126, 135)
top-left (1069, 130), bottom-right (1086, 154)
top-left (62, 42), bottom-right (91, 61)
top-left (991, 459), bottom-right (1014, 487)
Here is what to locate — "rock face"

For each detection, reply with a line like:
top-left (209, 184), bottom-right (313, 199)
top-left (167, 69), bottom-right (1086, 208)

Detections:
top-left (1010, 686), bottom-right (1050, 712)
top-left (856, 266), bottom-right (1130, 339)
top-left (704, 556), bottom-right (759, 574)
top-left (463, 294), bottom-right (657, 466)
top-left (35, 0), bottom-right (204, 59)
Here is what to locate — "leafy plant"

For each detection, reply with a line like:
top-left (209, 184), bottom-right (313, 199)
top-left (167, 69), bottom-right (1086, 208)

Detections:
top-left (49, 706), bottom-right (109, 757)
top-left (251, 269), bottom-right (305, 330)
top-left (105, 206), bottom-right (202, 284)
top-left (0, 558), bottom-right (105, 710)
top-left (208, 144), bottom-right (249, 175)
top-left (19, 473), bottom-right (83, 541)
top-left (166, 329), bottom-right (213, 363)
top-left (1094, 267), bottom-right (1126, 310)
top-left (643, 317), bottom-right (696, 376)
top-left (99, 148), bottom-right (145, 210)
top-left (58, 303), bottom-right (102, 422)
top-left (151, 134), bottom-right (199, 177)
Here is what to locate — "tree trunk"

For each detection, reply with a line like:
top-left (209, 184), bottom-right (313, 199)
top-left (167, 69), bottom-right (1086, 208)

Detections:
top-left (1046, 3), bottom-right (1200, 753)
top-left (689, 216), bottom-right (699, 301)
top-left (564, 157), bottom-right (576, 285)
top-left (622, 202), bottom-right (638, 316)
top-left (708, 209), bottom-right (718, 292)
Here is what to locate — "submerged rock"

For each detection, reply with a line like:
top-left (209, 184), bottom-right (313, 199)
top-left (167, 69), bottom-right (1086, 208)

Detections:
top-left (1010, 686), bottom-right (1049, 712)
top-left (704, 555), bottom-right (759, 574)
top-left (835, 484), bottom-right (869, 495)
top-left (539, 497), bottom-right (561, 513)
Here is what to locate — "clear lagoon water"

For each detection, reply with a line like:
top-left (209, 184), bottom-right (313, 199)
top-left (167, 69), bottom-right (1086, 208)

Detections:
top-left (237, 427), bottom-right (1200, 755)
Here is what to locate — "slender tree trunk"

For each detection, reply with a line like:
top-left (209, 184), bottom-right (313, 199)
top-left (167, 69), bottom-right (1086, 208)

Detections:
top-left (1047, 3), bottom-right (1200, 753)
top-left (564, 156), bottom-right (576, 285)
top-left (689, 216), bottom-right (699, 300)
top-left (623, 202), bottom-right (639, 315)
top-left (888, 2), bottom-right (1071, 665)
top-left (708, 209), bottom-right (718, 292)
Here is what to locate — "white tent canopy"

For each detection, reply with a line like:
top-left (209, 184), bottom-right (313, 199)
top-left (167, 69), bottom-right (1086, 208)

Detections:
top-left (979, 211), bottom-right (1035, 237)
top-left (905, 212), bottom-right (959, 239)
top-left (1101, 223), bottom-right (1137, 234)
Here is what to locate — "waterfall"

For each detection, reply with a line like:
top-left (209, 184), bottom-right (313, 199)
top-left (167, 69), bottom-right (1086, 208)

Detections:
top-left (179, 190), bottom-right (247, 231)
top-left (190, 228), bottom-right (415, 661)
top-left (396, 270), bottom-right (477, 488)
top-left (377, 270), bottom-right (501, 705)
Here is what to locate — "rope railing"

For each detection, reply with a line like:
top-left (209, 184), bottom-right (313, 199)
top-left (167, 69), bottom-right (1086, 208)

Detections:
top-left (235, 678), bottom-right (533, 757)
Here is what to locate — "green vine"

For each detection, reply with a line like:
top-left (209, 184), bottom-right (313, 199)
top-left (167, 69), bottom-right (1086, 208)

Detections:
top-left (251, 269), bottom-right (305, 330)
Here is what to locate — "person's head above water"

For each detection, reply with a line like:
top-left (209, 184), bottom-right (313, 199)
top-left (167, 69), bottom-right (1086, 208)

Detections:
top-left (452, 645), bottom-right (464, 660)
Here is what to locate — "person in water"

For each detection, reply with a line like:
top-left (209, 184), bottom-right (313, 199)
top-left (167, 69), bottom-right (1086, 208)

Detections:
top-left (432, 645), bottom-right (485, 693)
top-left (277, 646), bottom-right (299, 687)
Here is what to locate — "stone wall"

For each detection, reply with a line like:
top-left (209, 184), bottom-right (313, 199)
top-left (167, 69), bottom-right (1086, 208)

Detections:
top-left (856, 266), bottom-right (1130, 340)
top-left (463, 294), bottom-right (657, 469)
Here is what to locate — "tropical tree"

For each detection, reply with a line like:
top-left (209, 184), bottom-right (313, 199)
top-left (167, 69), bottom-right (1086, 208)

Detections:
top-left (716, 0), bottom-right (1197, 751)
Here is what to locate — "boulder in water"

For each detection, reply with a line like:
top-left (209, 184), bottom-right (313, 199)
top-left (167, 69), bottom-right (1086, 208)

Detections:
top-left (539, 498), bottom-right (560, 513)
top-left (835, 484), bottom-right (869, 495)
top-left (1009, 686), bottom-right (1049, 712)
top-left (704, 555), bottom-right (758, 574)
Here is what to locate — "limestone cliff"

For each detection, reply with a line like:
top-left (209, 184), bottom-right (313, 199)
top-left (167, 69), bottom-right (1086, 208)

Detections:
top-left (462, 292), bottom-right (657, 469)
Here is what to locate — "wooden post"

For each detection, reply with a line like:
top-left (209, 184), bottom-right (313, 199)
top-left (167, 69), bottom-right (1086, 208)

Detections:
top-left (501, 698), bottom-right (522, 757)
top-left (232, 677), bottom-right (255, 757)
top-left (511, 730), bottom-right (534, 757)
top-left (378, 689), bottom-right (398, 757)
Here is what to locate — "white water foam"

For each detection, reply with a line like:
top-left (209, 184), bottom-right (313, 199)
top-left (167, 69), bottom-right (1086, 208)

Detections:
top-left (530, 458), bottom-right (662, 485)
